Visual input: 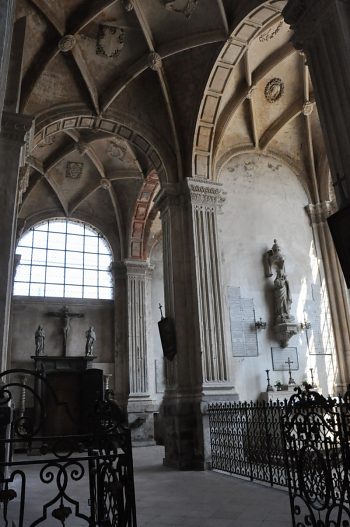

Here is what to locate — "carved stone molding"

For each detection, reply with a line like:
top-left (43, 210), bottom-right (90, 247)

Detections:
top-left (154, 183), bottom-right (183, 214)
top-left (148, 52), bottom-right (162, 71)
top-left (121, 0), bottom-right (134, 11)
top-left (65, 161), bottom-right (83, 179)
top-left (96, 25), bottom-right (124, 59)
top-left (306, 201), bottom-right (338, 224)
top-left (58, 35), bottom-right (76, 52)
top-left (186, 178), bottom-right (225, 209)
top-left (246, 85), bottom-right (256, 100)
top-left (18, 165), bottom-right (30, 206)
top-left (302, 101), bottom-right (314, 116)
top-left (100, 178), bottom-right (112, 190)
top-left (259, 20), bottom-right (283, 42)
top-left (1, 112), bottom-right (33, 145)
top-left (160, 0), bottom-right (199, 18)
top-left (125, 259), bottom-right (154, 278)
top-left (273, 321), bottom-right (300, 348)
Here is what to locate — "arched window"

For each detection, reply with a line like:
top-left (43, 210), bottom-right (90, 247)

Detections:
top-left (14, 219), bottom-right (113, 299)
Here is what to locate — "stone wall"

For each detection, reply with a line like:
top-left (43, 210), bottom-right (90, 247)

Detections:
top-left (10, 297), bottom-right (114, 384)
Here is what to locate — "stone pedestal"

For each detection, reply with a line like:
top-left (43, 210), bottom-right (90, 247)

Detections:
top-left (273, 321), bottom-right (300, 348)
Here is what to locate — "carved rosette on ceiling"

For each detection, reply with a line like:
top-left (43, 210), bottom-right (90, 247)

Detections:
top-left (264, 78), bottom-right (285, 103)
top-left (148, 52), bottom-right (162, 71)
top-left (100, 179), bottom-right (112, 190)
top-left (121, 0), bottom-right (133, 11)
top-left (160, 0), bottom-right (199, 18)
top-left (58, 35), bottom-right (76, 52)
top-left (96, 25), bottom-right (124, 59)
top-left (66, 161), bottom-right (83, 179)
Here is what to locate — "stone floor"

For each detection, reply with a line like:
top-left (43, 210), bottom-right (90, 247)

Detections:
top-left (2, 445), bottom-right (292, 526)
top-left (134, 446), bottom-right (292, 527)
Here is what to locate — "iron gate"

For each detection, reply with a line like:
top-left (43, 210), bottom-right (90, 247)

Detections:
top-left (282, 387), bottom-right (350, 527)
top-left (0, 369), bottom-right (137, 527)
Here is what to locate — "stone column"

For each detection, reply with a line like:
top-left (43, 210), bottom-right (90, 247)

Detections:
top-left (307, 202), bottom-right (350, 389)
top-left (0, 112), bottom-right (33, 371)
top-left (111, 261), bottom-right (129, 409)
top-left (155, 178), bottom-right (236, 470)
top-left (283, 0), bottom-right (350, 207)
top-left (0, 0), bottom-right (15, 128)
top-left (125, 259), bottom-right (157, 443)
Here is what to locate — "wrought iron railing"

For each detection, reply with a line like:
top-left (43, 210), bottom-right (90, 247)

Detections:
top-left (209, 389), bottom-right (350, 526)
top-left (208, 400), bottom-right (288, 487)
top-left (0, 369), bottom-right (137, 527)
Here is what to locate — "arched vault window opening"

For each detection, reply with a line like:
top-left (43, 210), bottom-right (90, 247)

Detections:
top-left (14, 219), bottom-right (113, 300)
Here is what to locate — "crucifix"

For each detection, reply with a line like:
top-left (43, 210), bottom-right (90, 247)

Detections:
top-left (285, 357), bottom-right (295, 385)
top-left (47, 305), bottom-right (84, 356)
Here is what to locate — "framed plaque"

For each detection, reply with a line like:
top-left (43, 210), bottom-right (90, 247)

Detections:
top-left (271, 347), bottom-right (299, 371)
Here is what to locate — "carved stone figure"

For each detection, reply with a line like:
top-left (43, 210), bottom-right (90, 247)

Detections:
top-left (85, 326), bottom-right (96, 356)
top-left (273, 268), bottom-right (292, 323)
top-left (35, 325), bottom-right (45, 356)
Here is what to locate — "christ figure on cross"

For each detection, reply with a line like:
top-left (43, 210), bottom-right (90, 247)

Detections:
top-left (47, 305), bottom-right (84, 356)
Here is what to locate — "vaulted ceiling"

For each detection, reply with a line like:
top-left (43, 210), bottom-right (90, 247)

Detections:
top-left (14, 0), bottom-right (329, 260)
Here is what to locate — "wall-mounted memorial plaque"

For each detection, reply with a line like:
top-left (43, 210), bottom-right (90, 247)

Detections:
top-left (271, 347), bottom-right (299, 371)
top-left (228, 287), bottom-right (258, 357)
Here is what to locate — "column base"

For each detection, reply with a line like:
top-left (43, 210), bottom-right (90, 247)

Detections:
top-left (161, 385), bottom-right (238, 470)
top-left (127, 396), bottom-right (158, 444)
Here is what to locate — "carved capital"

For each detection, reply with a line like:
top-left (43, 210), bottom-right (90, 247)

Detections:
top-left (125, 259), bottom-right (154, 278)
top-left (186, 178), bottom-right (225, 210)
top-left (154, 183), bottom-right (184, 214)
top-left (306, 201), bottom-right (337, 224)
top-left (1, 112), bottom-right (33, 145)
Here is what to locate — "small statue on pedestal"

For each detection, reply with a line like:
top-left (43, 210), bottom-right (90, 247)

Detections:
top-left (35, 325), bottom-right (45, 356)
top-left (85, 326), bottom-right (96, 357)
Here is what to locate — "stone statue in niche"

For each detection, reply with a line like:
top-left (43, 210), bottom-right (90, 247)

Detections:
top-left (264, 240), bottom-right (299, 347)
top-left (273, 268), bottom-right (293, 323)
top-left (35, 325), bottom-right (45, 356)
top-left (85, 326), bottom-right (96, 357)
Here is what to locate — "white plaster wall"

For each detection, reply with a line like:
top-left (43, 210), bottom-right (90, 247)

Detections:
top-left (218, 153), bottom-right (336, 401)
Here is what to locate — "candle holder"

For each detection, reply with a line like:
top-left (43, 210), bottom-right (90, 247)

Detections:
top-left (265, 369), bottom-right (274, 392)
top-left (285, 357), bottom-right (296, 385)
top-left (255, 318), bottom-right (267, 330)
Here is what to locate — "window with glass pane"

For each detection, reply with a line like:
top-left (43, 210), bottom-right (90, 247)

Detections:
top-left (14, 219), bottom-right (113, 299)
